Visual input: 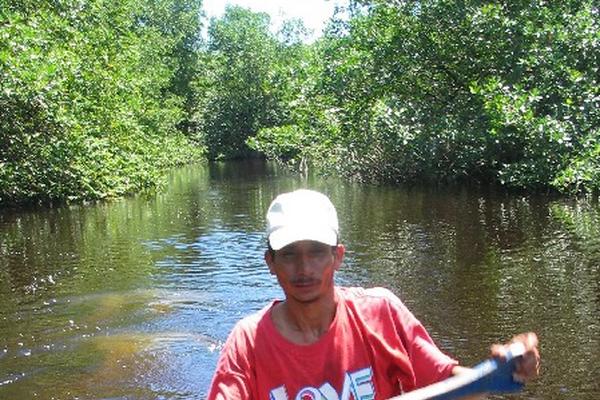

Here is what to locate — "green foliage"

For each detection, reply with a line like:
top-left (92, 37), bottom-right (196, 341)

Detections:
top-left (468, 1), bottom-right (599, 190)
top-left (0, 0), bottom-right (205, 204)
top-left (195, 6), bottom-right (305, 160)
top-left (554, 128), bottom-right (600, 192)
top-left (246, 38), bottom-right (343, 173)
top-left (250, 0), bottom-right (599, 193)
top-left (3, 0), bottom-right (598, 199)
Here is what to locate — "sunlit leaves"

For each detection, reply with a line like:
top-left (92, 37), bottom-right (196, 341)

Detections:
top-left (197, 6), bottom-right (305, 160)
top-left (250, 0), bottom-right (599, 193)
top-left (0, 0), bottom-right (204, 205)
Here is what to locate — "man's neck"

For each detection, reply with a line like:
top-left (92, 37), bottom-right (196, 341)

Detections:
top-left (272, 289), bottom-right (338, 345)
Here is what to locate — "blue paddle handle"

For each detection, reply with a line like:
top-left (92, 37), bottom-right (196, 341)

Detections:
top-left (390, 342), bottom-right (526, 400)
top-left (429, 356), bottom-right (524, 399)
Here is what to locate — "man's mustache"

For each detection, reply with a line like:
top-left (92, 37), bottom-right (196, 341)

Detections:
top-left (291, 277), bottom-right (320, 285)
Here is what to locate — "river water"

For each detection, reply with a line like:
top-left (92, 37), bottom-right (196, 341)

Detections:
top-left (0, 161), bottom-right (598, 399)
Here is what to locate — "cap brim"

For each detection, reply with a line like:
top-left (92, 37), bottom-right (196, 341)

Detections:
top-left (268, 226), bottom-right (337, 250)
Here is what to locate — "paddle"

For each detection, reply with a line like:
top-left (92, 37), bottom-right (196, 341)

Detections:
top-left (389, 342), bottom-right (526, 400)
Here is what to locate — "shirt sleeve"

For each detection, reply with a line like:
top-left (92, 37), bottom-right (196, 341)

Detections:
top-left (382, 288), bottom-right (459, 388)
top-left (407, 321), bottom-right (458, 387)
top-left (207, 321), bottom-right (256, 400)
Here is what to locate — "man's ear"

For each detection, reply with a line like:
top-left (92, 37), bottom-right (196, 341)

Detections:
top-left (333, 244), bottom-right (345, 271)
top-left (265, 250), bottom-right (276, 274)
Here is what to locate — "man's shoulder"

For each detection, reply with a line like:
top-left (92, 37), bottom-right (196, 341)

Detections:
top-left (337, 286), bottom-right (416, 334)
top-left (230, 302), bottom-right (274, 338)
top-left (339, 286), bottom-right (398, 300)
top-left (337, 286), bottom-right (401, 308)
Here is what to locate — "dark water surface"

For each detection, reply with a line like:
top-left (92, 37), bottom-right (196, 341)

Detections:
top-left (1, 161), bottom-right (599, 399)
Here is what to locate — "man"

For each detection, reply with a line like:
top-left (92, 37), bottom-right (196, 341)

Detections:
top-left (208, 189), bottom-right (540, 400)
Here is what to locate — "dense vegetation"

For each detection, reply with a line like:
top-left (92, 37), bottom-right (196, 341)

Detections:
top-left (2, 0), bottom-right (598, 205)
top-left (250, 0), bottom-right (600, 193)
top-left (1, 0), bottom-right (204, 204)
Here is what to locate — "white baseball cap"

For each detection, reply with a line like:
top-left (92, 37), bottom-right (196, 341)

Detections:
top-left (266, 189), bottom-right (339, 250)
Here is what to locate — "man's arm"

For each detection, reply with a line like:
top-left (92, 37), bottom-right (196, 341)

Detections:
top-left (207, 369), bottom-right (253, 400)
top-left (452, 332), bottom-right (539, 378)
top-left (207, 321), bottom-right (257, 400)
top-left (449, 332), bottom-right (540, 400)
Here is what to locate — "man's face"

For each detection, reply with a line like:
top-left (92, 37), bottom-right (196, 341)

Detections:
top-left (265, 240), bottom-right (345, 304)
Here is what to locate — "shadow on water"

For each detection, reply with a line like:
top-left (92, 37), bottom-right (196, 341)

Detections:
top-left (1, 160), bottom-right (599, 398)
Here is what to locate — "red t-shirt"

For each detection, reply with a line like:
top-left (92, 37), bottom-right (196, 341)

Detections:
top-left (208, 287), bottom-right (457, 400)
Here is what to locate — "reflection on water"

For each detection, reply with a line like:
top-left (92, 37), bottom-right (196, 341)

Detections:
top-left (1, 160), bottom-right (599, 399)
